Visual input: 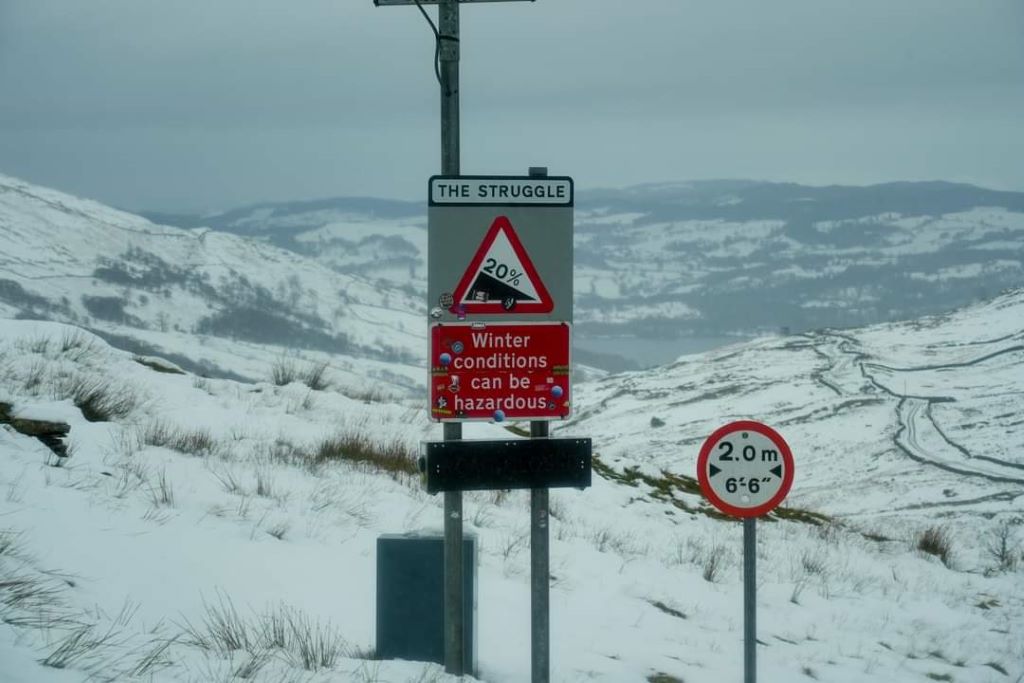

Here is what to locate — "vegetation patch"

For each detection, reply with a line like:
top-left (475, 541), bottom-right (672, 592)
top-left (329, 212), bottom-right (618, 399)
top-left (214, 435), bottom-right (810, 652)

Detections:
top-left (773, 506), bottom-right (831, 527)
top-left (55, 375), bottom-right (139, 422)
top-left (313, 432), bottom-right (417, 477)
top-left (81, 295), bottom-right (142, 326)
top-left (647, 674), bottom-right (684, 683)
top-left (984, 661), bottom-right (1009, 675)
top-left (975, 597), bottom-right (1000, 610)
top-left (142, 422), bottom-right (219, 456)
top-left (646, 600), bottom-right (686, 620)
top-left (591, 454), bottom-right (830, 526)
top-left (984, 523), bottom-right (1021, 573)
top-left (133, 355), bottom-right (186, 375)
top-left (0, 278), bottom-right (55, 313)
top-left (271, 357), bottom-right (330, 390)
top-left (178, 593), bottom-right (348, 673)
top-left (198, 307), bottom-right (352, 355)
top-left (917, 526), bottom-right (954, 567)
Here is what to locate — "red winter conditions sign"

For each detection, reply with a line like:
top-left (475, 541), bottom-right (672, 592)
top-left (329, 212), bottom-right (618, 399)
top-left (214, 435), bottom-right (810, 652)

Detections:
top-left (429, 322), bottom-right (571, 422)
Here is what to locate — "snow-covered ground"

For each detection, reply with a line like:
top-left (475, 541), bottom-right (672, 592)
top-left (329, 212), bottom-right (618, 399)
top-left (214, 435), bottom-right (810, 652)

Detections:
top-left (0, 173), bottom-right (425, 395)
top-left (2, 286), bottom-right (1023, 681)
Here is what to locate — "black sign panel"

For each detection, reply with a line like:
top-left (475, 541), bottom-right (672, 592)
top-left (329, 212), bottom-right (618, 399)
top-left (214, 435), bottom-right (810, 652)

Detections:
top-left (420, 438), bottom-right (592, 493)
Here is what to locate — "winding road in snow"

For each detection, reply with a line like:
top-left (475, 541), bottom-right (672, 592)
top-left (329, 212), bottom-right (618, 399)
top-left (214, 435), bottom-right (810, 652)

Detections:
top-left (811, 331), bottom-right (1024, 487)
top-left (892, 398), bottom-right (1024, 484)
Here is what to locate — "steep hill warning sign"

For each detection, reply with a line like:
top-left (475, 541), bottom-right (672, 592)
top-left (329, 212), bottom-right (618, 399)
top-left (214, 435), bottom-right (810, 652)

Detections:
top-left (430, 322), bottom-right (571, 422)
top-left (451, 216), bottom-right (553, 314)
top-left (427, 174), bottom-right (573, 324)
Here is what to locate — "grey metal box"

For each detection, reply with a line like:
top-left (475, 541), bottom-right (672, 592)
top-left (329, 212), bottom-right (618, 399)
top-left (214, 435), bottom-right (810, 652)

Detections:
top-left (376, 533), bottom-right (476, 671)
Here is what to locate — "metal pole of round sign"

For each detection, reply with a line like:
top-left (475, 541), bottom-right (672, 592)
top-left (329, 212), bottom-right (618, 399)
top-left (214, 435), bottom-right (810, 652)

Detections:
top-left (696, 420), bottom-right (794, 683)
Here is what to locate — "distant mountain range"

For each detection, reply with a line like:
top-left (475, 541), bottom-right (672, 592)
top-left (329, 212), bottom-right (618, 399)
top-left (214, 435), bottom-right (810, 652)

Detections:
top-left (2, 173), bottom-right (1022, 379)
top-left (143, 179), bottom-right (1024, 360)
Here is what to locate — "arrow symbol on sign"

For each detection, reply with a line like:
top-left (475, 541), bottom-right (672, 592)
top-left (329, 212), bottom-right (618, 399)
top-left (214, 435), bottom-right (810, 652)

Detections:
top-left (770, 465), bottom-right (783, 478)
top-left (709, 464), bottom-right (721, 477)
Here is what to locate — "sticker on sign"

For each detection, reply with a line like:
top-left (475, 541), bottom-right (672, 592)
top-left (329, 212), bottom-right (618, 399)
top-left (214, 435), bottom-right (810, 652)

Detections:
top-left (696, 420), bottom-right (794, 518)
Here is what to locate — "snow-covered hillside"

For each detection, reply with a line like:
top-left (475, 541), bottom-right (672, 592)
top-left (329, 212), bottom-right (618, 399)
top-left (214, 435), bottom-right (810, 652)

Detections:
top-left (567, 290), bottom-right (1024, 568)
top-left (0, 174), bottom-right (424, 395)
top-left (147, 180), bottom-right (1024, 359)
top-left (1, 289), bottom-right (1022, 681)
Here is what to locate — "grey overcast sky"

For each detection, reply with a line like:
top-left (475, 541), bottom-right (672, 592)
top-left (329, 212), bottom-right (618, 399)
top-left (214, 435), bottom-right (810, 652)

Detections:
top-left (1, 1), bottom-right (1022, 211)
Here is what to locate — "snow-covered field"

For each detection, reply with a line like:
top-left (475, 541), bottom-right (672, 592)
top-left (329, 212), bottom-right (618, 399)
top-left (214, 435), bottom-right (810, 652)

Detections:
top-left (2, 287), bottom-right (1022, 681)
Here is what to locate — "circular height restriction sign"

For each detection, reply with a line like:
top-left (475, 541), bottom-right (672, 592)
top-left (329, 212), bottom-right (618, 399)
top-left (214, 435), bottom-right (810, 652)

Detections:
top-left (697, 420), bottom-right (794, 518)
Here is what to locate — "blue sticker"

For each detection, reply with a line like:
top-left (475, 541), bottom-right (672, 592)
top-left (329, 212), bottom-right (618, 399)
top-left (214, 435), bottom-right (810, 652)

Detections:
top-left (551, 385), bottom-right (564, 398)
top-left (439, 353), bottom-right (452, 366)
top-left (493, 410), bottom-right (505, 422)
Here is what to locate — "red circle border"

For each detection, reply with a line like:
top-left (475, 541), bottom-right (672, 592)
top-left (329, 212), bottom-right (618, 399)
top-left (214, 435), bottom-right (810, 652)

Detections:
top-left (696, 420), bottom-right (794, 518)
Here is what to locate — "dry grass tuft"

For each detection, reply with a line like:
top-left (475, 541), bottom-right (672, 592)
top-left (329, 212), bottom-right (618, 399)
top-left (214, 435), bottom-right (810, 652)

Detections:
top-left (178, 592), bottom-right (346, 672)
top-left (917, 526), bottom-right (953, 568)
top-left (142, 422), bottom-right (219, 457)
top-left (271, 358), bottom-right (331, 391)
top-left (313, 432), bottom-right (417, 477)
top-left (55, 375), bottom-right (140, 422)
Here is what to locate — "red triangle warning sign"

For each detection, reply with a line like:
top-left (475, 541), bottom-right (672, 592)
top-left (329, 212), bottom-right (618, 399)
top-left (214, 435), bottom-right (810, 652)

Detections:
top-left (450, 215), bottom-right (553, 314)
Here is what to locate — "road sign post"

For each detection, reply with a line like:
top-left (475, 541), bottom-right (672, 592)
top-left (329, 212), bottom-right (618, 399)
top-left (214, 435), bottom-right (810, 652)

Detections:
top-left (696, 420), bottom-right (794, 683)
top-left (426, 168), bottom-right (575, 683)
top-left (376, 6), bottom-right (566, 679)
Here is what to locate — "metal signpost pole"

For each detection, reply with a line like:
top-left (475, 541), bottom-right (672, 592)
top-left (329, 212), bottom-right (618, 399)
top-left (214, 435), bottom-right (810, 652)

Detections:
top-left (743, 518), bottom-right (756, 683)
top-left (530, 421), bottom-right (550, 683)
top-left (527, 165), bottom-right (551, 683)
top-left (378, 2), bottom-right (547, 677)
top-left (439, 1), bottom-right (464, 674)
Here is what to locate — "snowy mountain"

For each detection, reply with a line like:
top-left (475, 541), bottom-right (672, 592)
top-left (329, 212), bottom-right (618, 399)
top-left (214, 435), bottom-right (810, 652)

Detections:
top-left (0, 174), bottom-right (424, 395)
top-left (1, 290), bottom-right (1022, 681)
top-left (145, 180), bottom-right (1024, 367)
top-left (1, 173), bottom-right (1022, 681)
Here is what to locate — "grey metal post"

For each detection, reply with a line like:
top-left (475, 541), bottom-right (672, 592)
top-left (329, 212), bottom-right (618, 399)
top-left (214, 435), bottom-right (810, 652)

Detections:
top-left (530, 420), bottom-right (550, 683)
top-left (376, 0), bottom-right (538, 676)
top-left (439, 0), bottom-right (464, 675)
top-left (443, 429), bottom-right (463, 675)
top-left (439, 0), bottom-right (459, 175)
top-left (743, 518), bottom-right (756, 683)
top-left (527, 163), bottom-right (551, 683)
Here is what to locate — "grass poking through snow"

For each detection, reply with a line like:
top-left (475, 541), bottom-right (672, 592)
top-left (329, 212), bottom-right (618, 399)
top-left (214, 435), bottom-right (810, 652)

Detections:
top-left (312, 432), bottom-right (417, 477)
top-left (178, 592), bottom-right (348, 672)
top-left (55, 375), bottom-right (140, 422)
top-left (141, 421), bottom-right (220, 457)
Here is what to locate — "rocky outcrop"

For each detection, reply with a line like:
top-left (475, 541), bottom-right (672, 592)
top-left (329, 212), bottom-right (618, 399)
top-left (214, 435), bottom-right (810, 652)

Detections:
top-left (0, 402), bottom-right (70, 457)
